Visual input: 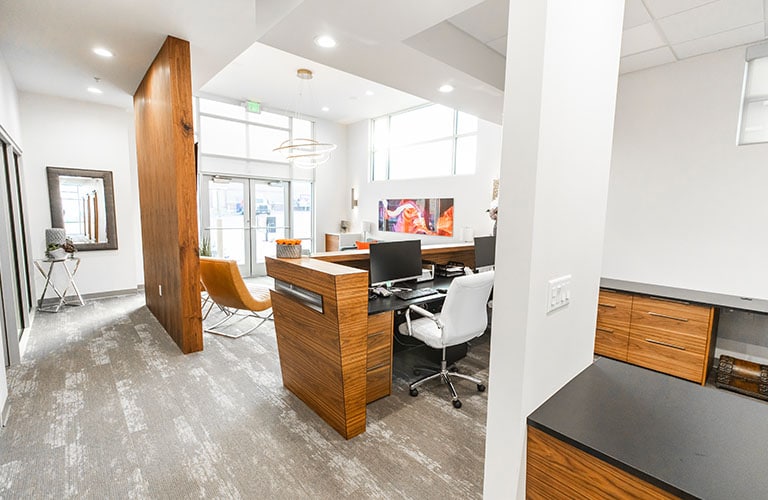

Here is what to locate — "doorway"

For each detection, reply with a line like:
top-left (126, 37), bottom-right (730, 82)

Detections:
top-left (200, 175), bottom-right (313, 276)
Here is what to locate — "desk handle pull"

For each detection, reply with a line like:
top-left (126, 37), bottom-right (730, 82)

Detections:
top-left (648, 312), bottom-right (688, 322)
top-left (368, 362), bottom-right (389, 371)
top-left (645, 338), bottom-right (686, 351)
top-left (596, 327), bottom-right (614, 334)
top-left (598, 303), bottom-right (616, 309)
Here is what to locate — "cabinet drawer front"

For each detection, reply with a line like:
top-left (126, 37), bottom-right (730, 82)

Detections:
top-left (367, 329), bottom-right (390, 353)
top-left (630, 296), bottom-right (711, 338)
top-left (367, 343), bottom-right (391, 370)
top-left (627, 334), bottom-right (706, 383)
top-left (597, 290), bottom-right (633, 325)
top-left (629, 324), bottom-right (707, 355)
top-left (594, 322), bottom-right (630, 361)
top-left (366, 365), bottom-right (391, 403)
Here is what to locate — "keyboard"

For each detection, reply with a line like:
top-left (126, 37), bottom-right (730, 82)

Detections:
top-left (393, 288), bottom-right (440, 301)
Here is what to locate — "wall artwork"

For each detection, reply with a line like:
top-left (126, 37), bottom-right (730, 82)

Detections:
top-left (378, 198), bottom-right (454, 237)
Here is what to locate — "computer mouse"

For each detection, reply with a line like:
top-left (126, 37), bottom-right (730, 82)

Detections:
top-left (437, 288), bottom-right (448, 294)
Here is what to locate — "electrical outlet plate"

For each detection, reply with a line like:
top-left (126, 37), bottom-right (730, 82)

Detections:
top-left (546, 275), bottom-right (571, 313)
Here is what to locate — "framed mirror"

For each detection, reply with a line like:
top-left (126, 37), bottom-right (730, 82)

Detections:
top-left (46, 166), bottom-right (118, 251)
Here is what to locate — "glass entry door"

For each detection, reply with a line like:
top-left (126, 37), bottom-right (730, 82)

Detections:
top-left (201, 175), bottom-right (292, 276)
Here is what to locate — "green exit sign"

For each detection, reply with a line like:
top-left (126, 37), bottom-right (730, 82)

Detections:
top-left (246, 100), bottom-right (261, 113)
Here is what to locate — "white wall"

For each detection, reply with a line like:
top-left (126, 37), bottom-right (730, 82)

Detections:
top-left (19, 93), bottom-right (141, 296)
top-left (604, 46), bottom-right (768, 300)
top-left (0, 50), bottom-right (21, 145)
top-left (344, 118), bottom-right (502, 247)
top-left (484, 1), bottom-right (624, 497)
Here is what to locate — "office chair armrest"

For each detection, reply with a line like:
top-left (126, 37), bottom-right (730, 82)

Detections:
top-left (408, 304), bottom-right (435, 320)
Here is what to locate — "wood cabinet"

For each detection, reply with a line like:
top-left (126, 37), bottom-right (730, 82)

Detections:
top-left (366, 311), bottom-right (393, 403)
top-left (595, 289), bottom-right (717, 385)
top-left (594, 290), bottom-right (633, 361)
top-left (325, 232), bottom-right (362, 251)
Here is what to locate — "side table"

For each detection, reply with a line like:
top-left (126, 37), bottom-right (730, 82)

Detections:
top-left (33, 257), bottom-right (85, 312)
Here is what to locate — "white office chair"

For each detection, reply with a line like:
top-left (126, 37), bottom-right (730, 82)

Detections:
top-left (398, 270), bottom-right (494, 408)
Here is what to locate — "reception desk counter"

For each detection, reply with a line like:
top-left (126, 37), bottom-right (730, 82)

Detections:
top-left (265, 242), bottom-right (475, 439)
top-left (527, 357), bottom-right (768, 499)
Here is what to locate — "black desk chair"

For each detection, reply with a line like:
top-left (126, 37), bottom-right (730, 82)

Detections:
top-left (398, 270), bottom-right (494, 408)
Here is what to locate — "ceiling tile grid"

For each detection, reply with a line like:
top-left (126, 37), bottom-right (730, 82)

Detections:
top-left (620, 0), bottom-right (767, 74)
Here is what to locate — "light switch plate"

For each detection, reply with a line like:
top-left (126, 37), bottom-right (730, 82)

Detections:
top-left (546, 275), bottom-right (571, 313)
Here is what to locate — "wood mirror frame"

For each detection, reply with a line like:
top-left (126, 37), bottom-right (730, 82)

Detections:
top-left (46, 166), bottom-right (118, 251)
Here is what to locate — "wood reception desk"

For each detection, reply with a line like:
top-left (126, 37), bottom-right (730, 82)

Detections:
top-left (265, 242), bottom-right (474, 439)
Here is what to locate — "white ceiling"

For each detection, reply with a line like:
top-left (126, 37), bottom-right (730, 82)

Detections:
top-left (0, 0), bottom-right (766, 127)
top-left (620, 0), bottom-right (768, 73)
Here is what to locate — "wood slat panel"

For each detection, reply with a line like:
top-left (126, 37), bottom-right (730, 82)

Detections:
top-left (527, 426), bottom-right (680, 499)
top-left (133, 36), bottom-right (201, 354)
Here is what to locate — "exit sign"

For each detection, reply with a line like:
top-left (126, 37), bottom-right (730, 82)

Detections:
top-left (246, 100), bottom-right (261, 113)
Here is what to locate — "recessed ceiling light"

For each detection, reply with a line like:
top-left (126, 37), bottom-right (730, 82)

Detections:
top-left (365, 90), bottom-right (374, 96)
top-left (314, 35), bottom-right (337, 48)
top-left (87, 87), bottom-right (103, 94)
top-left (438, 84), bottom-right (454, 93)
top-left (93, 47), bottom-right (113, 58)
top-left (321, 106), bottom-right (330, 112)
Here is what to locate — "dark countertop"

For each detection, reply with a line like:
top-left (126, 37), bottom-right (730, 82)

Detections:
top-left (528, 358), bottom-right (768, 499)
top-left (600, 278), bottom-right (768, 314)
top-left (367, 276), bottom-right (453, 315)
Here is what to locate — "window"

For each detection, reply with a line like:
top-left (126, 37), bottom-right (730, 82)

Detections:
top-left (371, 104), bottom-right (479, 180)
top-left (738, 43), bottom-right (768, 145)
top-left (197, 98), bottom-right (309, 163)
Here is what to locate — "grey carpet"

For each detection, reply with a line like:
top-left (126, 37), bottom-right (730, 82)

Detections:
top-left (0, 292), bottom-right (489, 499)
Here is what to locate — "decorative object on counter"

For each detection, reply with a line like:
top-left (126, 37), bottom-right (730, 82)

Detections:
top-left (45, 228), bottom-right (77, 260)
top-left (340, 219), bottom-right (350, 233)
top-left (275, 239), bottom-right (302, 258)
top-left (716, 355), bottom-right (768, 401)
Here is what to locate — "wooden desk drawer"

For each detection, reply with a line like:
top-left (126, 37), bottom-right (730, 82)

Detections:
top-left (367, 342), bottom-right (390, 371)
top-left (594, 321), bottom-right (630, 361)
top-left (366, 365), bottom-right (390, 403)
top-left (597, 290), bottom-right (633, 325)
top-left (627, 332), bottom-right (706, 383)
top-left (631, 296), bottom-right (711, 339)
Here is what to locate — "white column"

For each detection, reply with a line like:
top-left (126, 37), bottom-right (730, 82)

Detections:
top-left (483, 1), bottom-right (624, 497)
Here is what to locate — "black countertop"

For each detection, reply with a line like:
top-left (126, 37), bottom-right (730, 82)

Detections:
top-left (601, 278), bottom-right (768, 314)
top-left (367, 276), bottom-right (453, 315)
top-left (528, 358), bottom-right (768, 499)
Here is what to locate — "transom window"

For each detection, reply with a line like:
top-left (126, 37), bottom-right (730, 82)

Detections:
top-left (197, 98), bottom-right (313, 162)
top-left (738, 43), bottom-right (768, 145)
top-left (371, 104), bottom-right (479, 180)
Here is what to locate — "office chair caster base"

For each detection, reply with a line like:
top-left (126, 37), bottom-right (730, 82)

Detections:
top-left (452, 399), bottom-right (462, 409)
top-left (410, 388), bottom-right (419, 397)
top-left (478, 384), bottom-right (486, 392)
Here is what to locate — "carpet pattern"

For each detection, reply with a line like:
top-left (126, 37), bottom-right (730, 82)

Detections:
top-left (0, 293), bottom-right (489, 499)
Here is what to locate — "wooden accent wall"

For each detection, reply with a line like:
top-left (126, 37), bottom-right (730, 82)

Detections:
top-left (527, 427), bottom-right (680, 499)
top-left (133, 36), bottom-right (202, 354)
top-left (266, 256), bottom-right (369, 439)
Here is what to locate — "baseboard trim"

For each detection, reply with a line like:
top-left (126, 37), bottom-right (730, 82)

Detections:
top-left (37, 287), bottom-right (141, 309)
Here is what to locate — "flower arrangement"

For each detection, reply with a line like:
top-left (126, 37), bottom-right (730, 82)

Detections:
top-left (46, 238), bottom-right (76, 260)
top-left (275, 239), bottom-right (303, 258)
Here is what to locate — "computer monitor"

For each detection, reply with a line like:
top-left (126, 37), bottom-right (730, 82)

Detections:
top-left (369, 240), bottom-right (423, 287)
top-left (474, 236), bottom-right (496, 270)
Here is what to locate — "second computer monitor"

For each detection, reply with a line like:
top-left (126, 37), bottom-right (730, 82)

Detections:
top-left (369, 240), bottom-right (423, 287)
top-left (474, 235), bottom-right (496, 270)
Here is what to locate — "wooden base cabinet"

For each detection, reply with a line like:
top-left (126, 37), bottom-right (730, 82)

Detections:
top-left (595, 289), bottom-right (717, 385)
top-left (366, 311), bottom-right (393, 403)
top-left (594, 290), bottom-right (633, 361)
